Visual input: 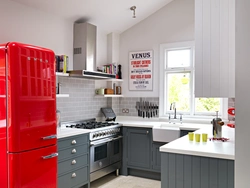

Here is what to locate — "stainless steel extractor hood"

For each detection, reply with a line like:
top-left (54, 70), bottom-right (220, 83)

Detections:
top-left (69, 22), bottom-right (115, 79)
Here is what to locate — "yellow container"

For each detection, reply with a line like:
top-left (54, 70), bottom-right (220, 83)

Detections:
top-left (188, 132), bottom-right (194, 141)
top-left (202, 133), bottom-right (208, 142)
top-left (195, 134), bottom-right (201, 142)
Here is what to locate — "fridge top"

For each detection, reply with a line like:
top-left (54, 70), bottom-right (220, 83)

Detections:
top-left (0, 42), bottom-right (57, 152)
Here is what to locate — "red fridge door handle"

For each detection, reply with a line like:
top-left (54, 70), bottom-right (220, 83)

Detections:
top-left (42, 135), bottom-right (57, 140)
top-left (42, 153), bottom-right (58, 160)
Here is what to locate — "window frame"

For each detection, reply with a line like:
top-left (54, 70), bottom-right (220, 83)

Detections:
top-left (159, 41), bottom-right (228, 119)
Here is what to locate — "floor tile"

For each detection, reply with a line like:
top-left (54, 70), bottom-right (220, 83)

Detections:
top-left (90, 174), bottom-right (161, 188)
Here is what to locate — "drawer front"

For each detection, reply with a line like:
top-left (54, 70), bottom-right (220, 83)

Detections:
top-left (58, 154), bottom-right (88, 175)
top-left (58, 134), bottom-right (88, 150)
top-left (58, 144), bottom-right (88, 161)
top-left (58, 166), bottom-right (88, 188)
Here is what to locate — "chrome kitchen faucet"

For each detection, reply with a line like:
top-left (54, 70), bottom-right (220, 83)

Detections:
top-left (169, 102), bottom-right (182, 123)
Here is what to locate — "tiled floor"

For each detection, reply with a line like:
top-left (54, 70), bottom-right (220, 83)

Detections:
top-left (90, 174), bottom-right (161, 188)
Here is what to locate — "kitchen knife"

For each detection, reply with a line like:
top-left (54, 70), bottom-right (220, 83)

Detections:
top-left (147, 101), bottom-right (149, 118)
top-left (152, 103), bottom-right (154, 117)
top-left (150, 103), bottom-right (153, 118)
top-left (139, 98), bottom-right (142, 117)
top-left (142, 101), bottom-right (145, 118)
top-left (136, 102), bottom-right (140, 117)
top-left (148, 102), bottom-right (151, 118)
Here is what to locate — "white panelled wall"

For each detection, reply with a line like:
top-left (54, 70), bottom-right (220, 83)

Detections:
top-left (195, 0), bottom-right (235, 98)
top-left (235, 0), bottom-right (250, 187)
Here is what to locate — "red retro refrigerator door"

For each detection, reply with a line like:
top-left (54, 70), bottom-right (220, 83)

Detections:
top-left (0, 44), bottom-right (7, 188)
top-left (6, 42), bottom-right (57, 152)
top-left (8, 145), bottom-right (58, 188)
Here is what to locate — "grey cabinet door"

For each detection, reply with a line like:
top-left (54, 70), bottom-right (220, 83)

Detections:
top-left (127, 128), bottom-right (151, 169)
top-left (180, 130), bottom-right (193, 137)
top-left (152, 142), bottom-right (165, 172)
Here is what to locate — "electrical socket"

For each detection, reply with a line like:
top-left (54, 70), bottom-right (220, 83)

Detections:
top-left (122, 109), bottom-right (129, 113)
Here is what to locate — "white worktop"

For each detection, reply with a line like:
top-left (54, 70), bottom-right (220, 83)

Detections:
top-left (57, 128), bottom-right (91, 139)
top-left (57, 116), bottom-right (235, 160)
top-left (160, 126), bottom-right (235, 160)
top-left (117, 116), bottom-right (234, 160)
top-left (117, 117), bottom-right (210, 130)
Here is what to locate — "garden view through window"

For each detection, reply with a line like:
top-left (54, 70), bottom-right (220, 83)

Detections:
top-left (164, 45), bottom-right (221, 116)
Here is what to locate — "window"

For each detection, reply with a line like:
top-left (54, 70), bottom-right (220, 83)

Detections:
top-left (159, 41), bottom-right (226, 118)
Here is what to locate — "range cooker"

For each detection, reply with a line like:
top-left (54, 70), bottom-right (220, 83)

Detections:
top-left (63, 118), bottom-right (122, 182)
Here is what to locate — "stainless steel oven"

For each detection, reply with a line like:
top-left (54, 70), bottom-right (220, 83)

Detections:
top-left (90, 135), bottom-right (122, 182)
top-left (62, 118), bottom-right (122, 182)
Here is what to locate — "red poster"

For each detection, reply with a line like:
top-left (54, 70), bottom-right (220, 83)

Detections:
top-left (129, 50), bottom-right (153, 90)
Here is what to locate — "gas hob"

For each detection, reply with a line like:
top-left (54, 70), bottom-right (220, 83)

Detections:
top-left (62, 118), bottom-right (122, 141)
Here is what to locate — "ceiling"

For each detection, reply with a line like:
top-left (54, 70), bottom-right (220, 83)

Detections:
top-left (10, 0), bottom-right (173, 34)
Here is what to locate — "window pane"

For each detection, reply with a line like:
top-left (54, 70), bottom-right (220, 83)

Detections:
top-left (167, 73), bottom-right (190, 112)
top-left (195, 98), bottom-right (220, 113)
top-left (167, 49), bottom-right (191, 68)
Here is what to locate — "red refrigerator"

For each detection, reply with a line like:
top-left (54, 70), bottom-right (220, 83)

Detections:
top-left (0, 42), bottom-right (58, 187)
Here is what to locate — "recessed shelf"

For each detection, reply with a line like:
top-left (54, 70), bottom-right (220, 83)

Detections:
top-left (56, 72), bottom-right (69, 77)
top-left (56, 94), bottom-right (69, 98)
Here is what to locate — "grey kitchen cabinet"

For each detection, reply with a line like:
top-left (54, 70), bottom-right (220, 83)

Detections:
top-left (195, 0), bottom-right (235, 97)
top-left (122, 127), bottom-right (165, 179)
top-left (152, 142), bottom-right (166, 171)
top-left (180, 130), bottom-right (194, 137)
top-left (127, 128), bottom-right (151, 169)
top-left (161, 153), bottom-right (234, 188)
top-left (57, 134), bottom-right (89, 188)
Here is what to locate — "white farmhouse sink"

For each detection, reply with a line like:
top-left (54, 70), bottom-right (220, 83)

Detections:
top-left (152, 123), bottom-right (180, 143)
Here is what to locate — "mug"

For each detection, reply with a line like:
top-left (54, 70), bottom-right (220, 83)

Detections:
top-left (95, 88), bottom-right (104, 95)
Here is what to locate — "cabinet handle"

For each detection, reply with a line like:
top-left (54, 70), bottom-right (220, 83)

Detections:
top-left (146, 131), bottom-right (149, 134)
top-left (71, 140), bottom-right (77, 145)
top-left (72, 160), bottom-right (76, 165)
top-left (71, 149), bottom-right (76, 154)
top-left (71, 173), bottom-right (76, 178)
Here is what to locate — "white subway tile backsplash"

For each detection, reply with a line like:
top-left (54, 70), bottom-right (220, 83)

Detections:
top-left (57, 77), bottom-right (160, 121)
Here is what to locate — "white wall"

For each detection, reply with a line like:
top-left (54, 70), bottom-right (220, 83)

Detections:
top-left (120, 0), bottom-right (194, 97)
top-left (0, 0), bottom-right (108, 70)
top-left (235, 0), bottom-right (250, 187)
top-left (0, 0), bottom-right (73, 68)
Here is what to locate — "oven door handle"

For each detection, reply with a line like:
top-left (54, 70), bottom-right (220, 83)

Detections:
top-left (90, 138), bottom-right (113, 146)
top-left (111, 136), bottom-right (123, 141)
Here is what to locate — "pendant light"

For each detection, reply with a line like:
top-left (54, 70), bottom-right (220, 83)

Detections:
top-left (130, 6), bottom-right (136, 18)
top-left (181, 74), bottom-right (189, 84)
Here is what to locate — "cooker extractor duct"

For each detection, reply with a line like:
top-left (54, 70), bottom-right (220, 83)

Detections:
top-left (69, 22), bottom-right (115, 79)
